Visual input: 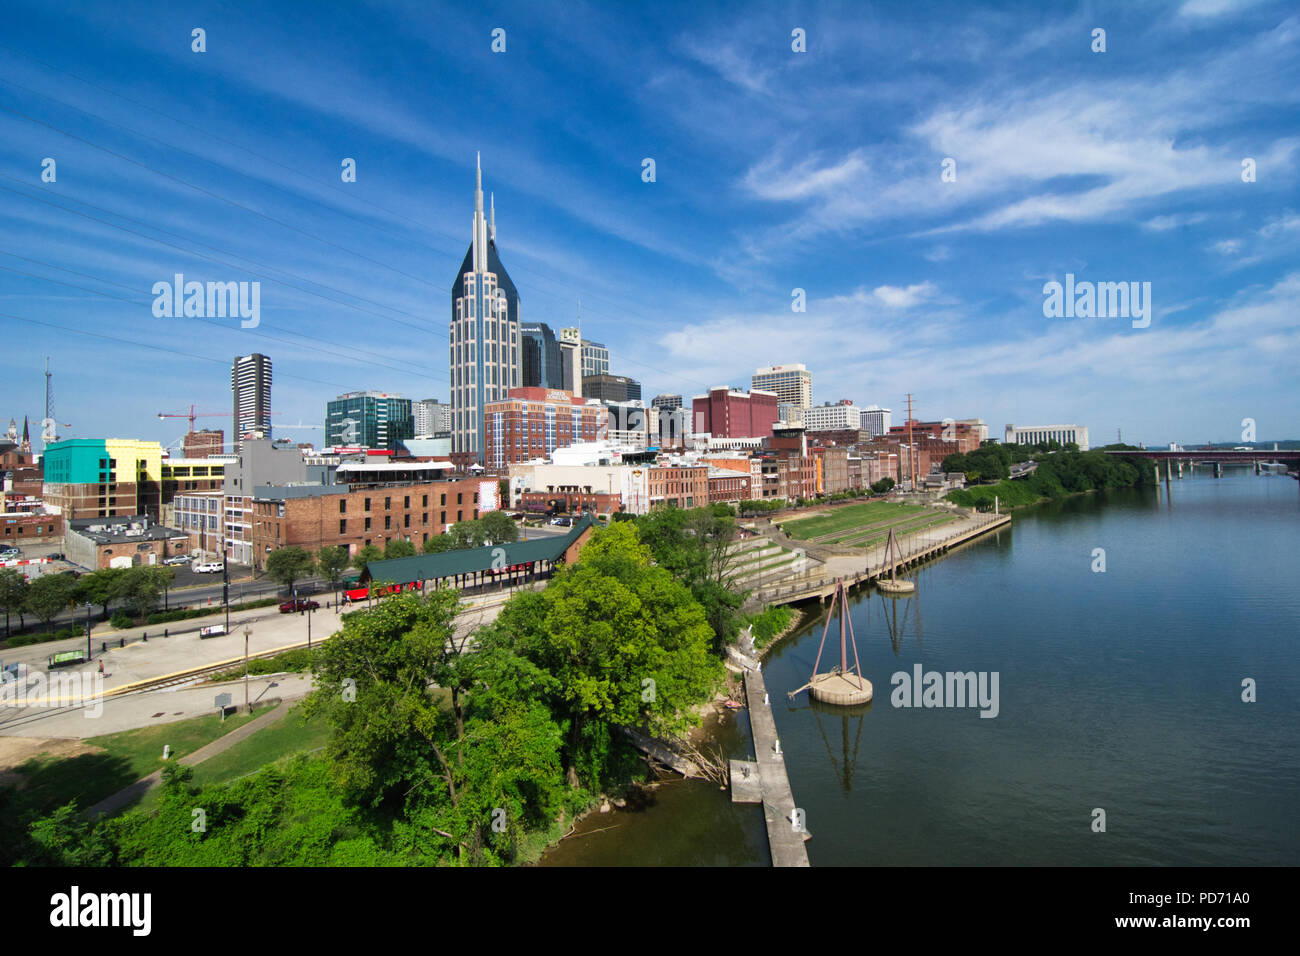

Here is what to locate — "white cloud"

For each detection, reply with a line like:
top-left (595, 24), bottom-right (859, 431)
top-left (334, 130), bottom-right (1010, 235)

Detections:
top-left (873, 283), bottom-right (938, 307)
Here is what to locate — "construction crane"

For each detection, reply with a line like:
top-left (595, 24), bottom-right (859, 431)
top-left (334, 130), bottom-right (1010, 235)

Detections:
top-left (157, 404), bottom-right (229, 432)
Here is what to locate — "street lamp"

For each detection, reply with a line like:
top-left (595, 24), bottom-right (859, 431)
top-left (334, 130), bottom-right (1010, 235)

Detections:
top-left (84, 601), bottom-right (92, 662)
top-left (243, 623), bottom-right (251, 713)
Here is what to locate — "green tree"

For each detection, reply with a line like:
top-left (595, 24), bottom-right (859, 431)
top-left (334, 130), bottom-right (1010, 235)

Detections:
top-left (317, 545), bottom-right (349, 601)
top-left (352, 544), bottom-right (382, 572)
top-left (114, 566), bottom-right (169, 622)
top-left (265, 546), bottom-right (316, 595)
top-left (491, 522), bottom-right (722, 788)
top-left (0, 568), bottom-right (30, 637)
top-left (73, 567), bottom-right (126, 620)
top-left (448, 519), bottom-right (484, 550)
top-left (24, 573), bottom-right (78, 636)
top-left (870, 477), bottom-right (896, 495)
top-left (479, 510), bottom-right (518, 545)
top-left (423, 534), bottom-right (454, 554)
top-left (384, 539), bottom-right (417, 559)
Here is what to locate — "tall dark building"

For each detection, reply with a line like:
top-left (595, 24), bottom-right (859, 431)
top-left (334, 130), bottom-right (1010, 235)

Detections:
top-left (232, 353), bottom-right (272, 449)
top-left (450, 154), bottom-right (520, 468)
top-left (520, 322), bottom-right (563, 390)
top-left (583, 374), bottom-right (641, 403)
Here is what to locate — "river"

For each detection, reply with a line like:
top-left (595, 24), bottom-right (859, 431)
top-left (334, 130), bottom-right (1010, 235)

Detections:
top-left (541, 471), bottom-right (1300, 866)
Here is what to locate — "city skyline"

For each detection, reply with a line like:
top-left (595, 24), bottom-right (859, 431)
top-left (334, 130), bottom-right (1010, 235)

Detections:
top-left (1, 0), bottom-right (1297, 451)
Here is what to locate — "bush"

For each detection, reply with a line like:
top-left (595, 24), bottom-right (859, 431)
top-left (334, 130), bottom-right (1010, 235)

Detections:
top-left (110, 610), bottom-right (134, 629)
top-left (746, 605), bottom-right (796, 648)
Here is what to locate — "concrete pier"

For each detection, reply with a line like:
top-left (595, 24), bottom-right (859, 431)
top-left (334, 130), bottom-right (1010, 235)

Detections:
top-left (743, 668), bottom-right (810, 867)
top-left (752, 511), bottom-right (1010, 608)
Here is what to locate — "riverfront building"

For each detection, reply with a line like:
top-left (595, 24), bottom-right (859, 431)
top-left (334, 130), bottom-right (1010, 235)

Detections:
top-left (450, 155), bottom-right (520, 468)
top-left (1005, 423), bottom-right (1090, 451)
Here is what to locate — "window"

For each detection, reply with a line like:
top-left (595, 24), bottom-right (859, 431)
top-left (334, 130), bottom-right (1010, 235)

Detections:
top-left (339, 500), bottom-right (346, 513)
top-left (404, 515), bottom-right (410, 528)
top-left (365, 517), bottom-right (372, 531)
top-left (385, 497), bottom-right (391, 509)
top-left (440, 493), bottom-right (446, 506)
top-left (385, 516), bottom-right (392, 530)
top-left (440, 511), bottom-right (446, 525)
top-left (364, 497), bottom-right (371, 511)
top-left (457, 493), bottom-right (463, 504)
top-left (422, 494), bottom-right (428, 507)
top-left (422, 513), bottom-right (428, 524)
top-left (457, 511), bottom-right (463, 522)
top-left (404, 496), bottom-right (410, 508)
top-left (340, 519), bottom-right (346, 534)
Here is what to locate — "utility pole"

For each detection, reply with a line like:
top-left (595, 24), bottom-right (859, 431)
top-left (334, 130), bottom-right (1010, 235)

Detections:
top-left (222, 552), bottom-right (231, 634)
top-left (906, 393), bottom-right (916, 492)
top-left (243, 624), bottom-right (251, 712)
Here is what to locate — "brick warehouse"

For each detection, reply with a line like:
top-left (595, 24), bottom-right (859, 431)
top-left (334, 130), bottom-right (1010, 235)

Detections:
top-left (248, 477), bottom-right (485, 568)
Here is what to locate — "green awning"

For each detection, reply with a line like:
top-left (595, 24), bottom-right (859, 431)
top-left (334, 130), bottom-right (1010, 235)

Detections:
top-left (362, 514), bottom-right (596, 586)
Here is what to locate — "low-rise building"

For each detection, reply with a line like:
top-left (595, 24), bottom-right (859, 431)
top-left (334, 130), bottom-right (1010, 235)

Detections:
top-left (65, 514), bottom-right (189, 570)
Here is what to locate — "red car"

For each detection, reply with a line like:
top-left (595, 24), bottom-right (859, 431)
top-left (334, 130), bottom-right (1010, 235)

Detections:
top-left (279, 599), bottom-right (320, 613)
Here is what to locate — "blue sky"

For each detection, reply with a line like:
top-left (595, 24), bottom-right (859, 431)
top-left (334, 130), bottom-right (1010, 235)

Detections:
top-left (1, 0), bottom-right (1296, 453)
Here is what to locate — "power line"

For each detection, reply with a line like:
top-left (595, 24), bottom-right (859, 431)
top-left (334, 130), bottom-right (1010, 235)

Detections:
top-left (0, 258), bottom-right (449, 385)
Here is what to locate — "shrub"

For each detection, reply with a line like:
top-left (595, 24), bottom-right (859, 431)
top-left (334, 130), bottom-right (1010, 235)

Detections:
top-left (110, 610), bottom-right (134, 629)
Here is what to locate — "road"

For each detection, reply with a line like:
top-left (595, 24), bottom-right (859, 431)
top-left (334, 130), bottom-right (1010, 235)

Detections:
top-left (1, 583), bottom-right (521, 738)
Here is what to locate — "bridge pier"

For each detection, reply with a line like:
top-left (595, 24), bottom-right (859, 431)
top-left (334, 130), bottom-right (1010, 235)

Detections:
top-left (1215, 462), bottom-right (1222, 479)
top-left (1177, 460), bottom-right (1183, 479)
top-left (1164, 462), bottom-right (1171, 489)
top-left (1255, 460), bottom-right (1260, 475)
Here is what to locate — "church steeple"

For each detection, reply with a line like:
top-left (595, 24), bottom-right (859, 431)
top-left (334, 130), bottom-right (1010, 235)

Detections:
top-left (20, 415), bottom-right (30, 453)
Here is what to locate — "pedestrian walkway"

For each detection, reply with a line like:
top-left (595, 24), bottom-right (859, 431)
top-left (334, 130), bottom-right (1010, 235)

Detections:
top-left (85, 699), bottom-right (294, 819)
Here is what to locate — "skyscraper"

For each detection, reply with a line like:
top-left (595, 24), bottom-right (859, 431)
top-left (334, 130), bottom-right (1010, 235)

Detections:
top-left (450, 155), bottom-right (520, 468)
top-left (559, 327), bottom-right (582, 397)
top-left (326, 391), bottom-right (414, 450)
top-left (413, 399), bottom-right (452, 437)
top-left (752, 364), bottom-right (812, 409)
top-left (520, 322), bottom-right (563, 389)
top-left (231, 353), bottom-right (272, 448)
top-left (581, 339), bottom-right (610, 378)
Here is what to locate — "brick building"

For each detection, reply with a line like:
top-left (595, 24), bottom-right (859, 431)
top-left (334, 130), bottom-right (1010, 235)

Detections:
top-left (183, 429), bottom-right (226, 458)
top-left (647, 464), bottom-right (708, 510)
top-left (247, 477), bottom-right (485, 569)
top-left (483, 387), bottom-right (607, 473)
top-left (707, 470), bottom-right (751, 504)
top-left (691, 387), bottom-right (779, 440)
top-left (1, 508), bottom-right (62, 545)
top-left (65, 515), bottom-right (189, 570)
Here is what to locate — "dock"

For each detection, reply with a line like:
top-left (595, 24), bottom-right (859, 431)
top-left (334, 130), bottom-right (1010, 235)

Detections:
top-left (742, 667), bottom-right (810, 867)
top-left (750, 511), bottom-right (1011, 607)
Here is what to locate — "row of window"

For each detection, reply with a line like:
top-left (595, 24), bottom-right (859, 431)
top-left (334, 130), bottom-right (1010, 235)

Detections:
top-left (338, 509), bottom-right (473, 534)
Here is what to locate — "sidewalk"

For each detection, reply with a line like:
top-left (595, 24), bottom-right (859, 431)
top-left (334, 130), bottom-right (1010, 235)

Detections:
top-left (85, 698), bottom-right (295, 819)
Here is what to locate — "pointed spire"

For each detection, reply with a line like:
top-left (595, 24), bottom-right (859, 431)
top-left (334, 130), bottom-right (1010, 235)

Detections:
top-left (490, 192), bottom-right (496, 242)
top-left (472, 152), bottom-right (487, 272)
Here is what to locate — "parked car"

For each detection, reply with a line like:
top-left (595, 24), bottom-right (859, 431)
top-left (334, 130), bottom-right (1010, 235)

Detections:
top-left (0, 547), bottom-right (20, 559)
top-left (164, 554), bottom-right (192, 566)
top-left (279, 599), bottom-right (320, 613)
top-left (193, 562), bottom-right (224, 573)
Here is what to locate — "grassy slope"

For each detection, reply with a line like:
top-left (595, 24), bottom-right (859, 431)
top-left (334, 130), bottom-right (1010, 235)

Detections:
top-left (781, 501), bottom-right (927, 540)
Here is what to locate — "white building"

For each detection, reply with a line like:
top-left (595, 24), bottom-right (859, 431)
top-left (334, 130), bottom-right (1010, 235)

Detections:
top-left (860, 405), bottom-right (892, 438)
top-left (752, 364), bottom-right (812, 409)
top-left (802, 401), bottom-right (861, 432)
top-left (413, 399), bottom-right (451, 437)
top-left (1005, 423), bottom-right (1090, 451)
